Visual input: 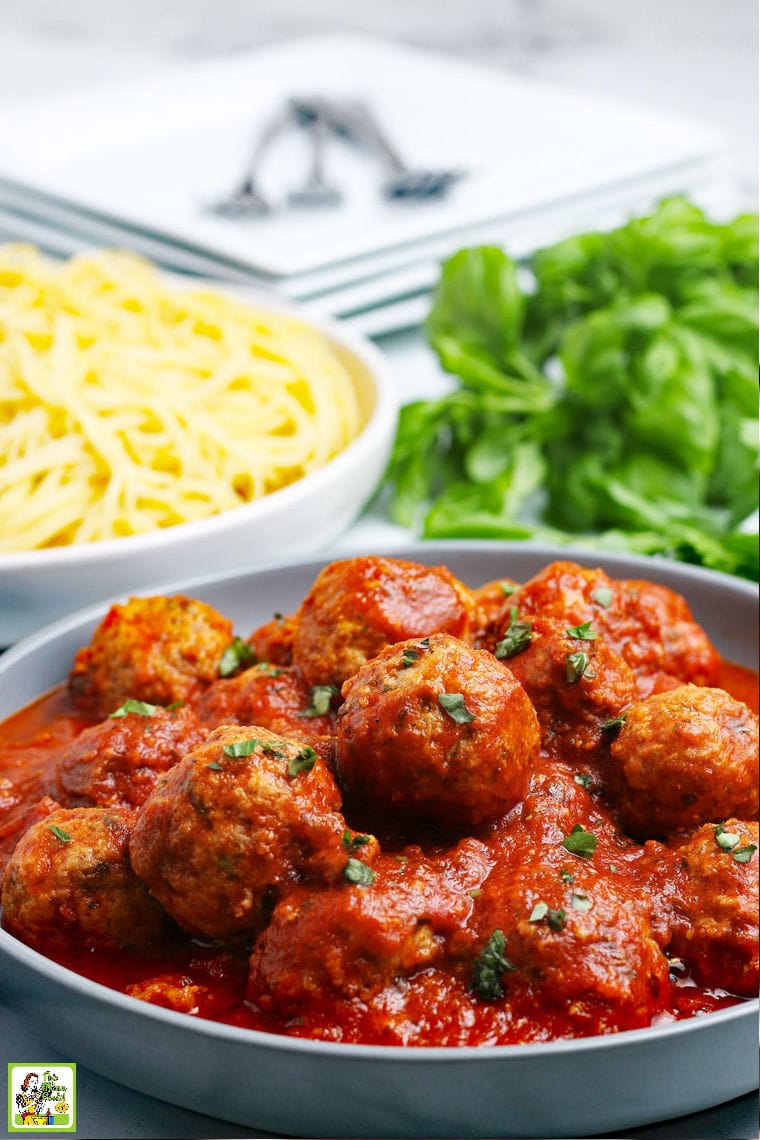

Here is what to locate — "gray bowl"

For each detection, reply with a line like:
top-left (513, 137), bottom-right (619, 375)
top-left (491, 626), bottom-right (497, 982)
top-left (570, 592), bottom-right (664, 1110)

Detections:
top-left (1, 541), bottom-right (757, 1139)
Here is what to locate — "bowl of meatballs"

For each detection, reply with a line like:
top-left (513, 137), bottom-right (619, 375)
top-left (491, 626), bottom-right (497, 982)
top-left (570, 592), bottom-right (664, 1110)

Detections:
top-left (0, 542), bottom-right (757, 1139)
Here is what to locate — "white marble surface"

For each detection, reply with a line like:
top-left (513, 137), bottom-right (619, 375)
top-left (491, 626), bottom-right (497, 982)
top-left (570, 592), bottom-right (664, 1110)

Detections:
top-left (0, 3), bottom-right (758, 1138)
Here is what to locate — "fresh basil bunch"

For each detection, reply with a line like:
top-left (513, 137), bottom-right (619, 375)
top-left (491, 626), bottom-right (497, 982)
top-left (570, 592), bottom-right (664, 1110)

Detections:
top-left (385, 197), bottom-right (758, 580)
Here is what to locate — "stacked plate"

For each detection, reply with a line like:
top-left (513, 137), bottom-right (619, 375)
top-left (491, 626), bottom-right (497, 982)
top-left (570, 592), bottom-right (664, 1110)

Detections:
top-left (0, 32), bottom-right (730, 336)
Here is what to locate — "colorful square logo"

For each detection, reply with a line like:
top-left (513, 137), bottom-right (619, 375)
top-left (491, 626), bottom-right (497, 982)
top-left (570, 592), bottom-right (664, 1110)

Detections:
top-left (7, 1064), bottom-right (76, 1132)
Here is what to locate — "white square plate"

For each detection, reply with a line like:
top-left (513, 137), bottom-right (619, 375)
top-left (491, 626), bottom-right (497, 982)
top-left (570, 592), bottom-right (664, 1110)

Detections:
top-left (0, 32), bottom-right (723, 279)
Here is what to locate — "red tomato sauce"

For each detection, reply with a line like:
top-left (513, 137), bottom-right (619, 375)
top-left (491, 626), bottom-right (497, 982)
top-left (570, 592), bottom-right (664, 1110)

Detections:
top-left (0, 660), bottom-right (755, 1047)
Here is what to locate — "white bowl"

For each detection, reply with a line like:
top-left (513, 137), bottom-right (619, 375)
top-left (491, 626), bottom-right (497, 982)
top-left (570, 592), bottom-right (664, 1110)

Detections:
top-left (0, 541), bottom-right (757, 1139)
top-left (0, 306), bottom-right (398, 646)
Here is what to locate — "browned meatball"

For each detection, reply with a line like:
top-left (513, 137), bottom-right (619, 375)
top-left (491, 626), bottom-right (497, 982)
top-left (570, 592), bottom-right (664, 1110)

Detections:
top-left (336, 633), bottom-right (539, 829)
top-left (1, 807), bottom-right (173, 953)
top-left (474, 859), bottom-right (669, 1033)
top-left (292, 556), bottom-right (477, 691)
top-left (505, 630), bottom-right (637, 759)
top-left (246, 612), bottom-right (298, 667)
top-left (248, 838), bottom-right (493, 1014)
top-left (197, 664), bottom-right (335, 746)
top-left (643, 820), bottom-right (758, 996)
top-left (609, 686), bottom-right (759, 839)
top-left (57, 704), bottom-right (208, 808)
top-left (129, 725), bottom-right (377, 941)
top-left (506, 561), bottom-right (719, 695)
top-left (68, 594), bottom-right (233, 717)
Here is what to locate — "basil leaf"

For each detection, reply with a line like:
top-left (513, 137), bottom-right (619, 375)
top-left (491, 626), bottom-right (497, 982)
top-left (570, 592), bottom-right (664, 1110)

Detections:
top-left (494, 614), bottom-right (532, 659)
top-left (287, 746), bottom-right (318, 778)
top-left (438, 692), bottom-right (476, 724)
top-left (565, 621), bottom-right (598, 640)
top-left (299, 684), bottom-right (338, 718)
top-left (343, 858), bottom-right (375, 886)
top-left (733, 844), bottom-right (757, 863)
top-left (562, 824), bottom-right (597, 858)
top-left (109, 698), bottom-right (159, 718)
top-left (49, 824), bottom-right (72, 843)
top-left (471, 929), bottom-right (514, 1001)
top-left (218, 637), bottom-right (257, 678)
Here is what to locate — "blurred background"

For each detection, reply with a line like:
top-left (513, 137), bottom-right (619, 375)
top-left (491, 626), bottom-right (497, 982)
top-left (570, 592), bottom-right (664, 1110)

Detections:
top-left (2, 0), bottom-right (757, 203)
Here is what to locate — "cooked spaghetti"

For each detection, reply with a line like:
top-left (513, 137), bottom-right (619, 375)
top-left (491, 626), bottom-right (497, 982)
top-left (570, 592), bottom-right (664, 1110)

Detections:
top-left (0, 245), bottom-right (364, 551)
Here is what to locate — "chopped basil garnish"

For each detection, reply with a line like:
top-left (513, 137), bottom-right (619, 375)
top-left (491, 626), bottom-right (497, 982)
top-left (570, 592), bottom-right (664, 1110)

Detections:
top-left (402, 647), bottom-right (420, 668)
top-left (344, 858), bottom-right (375, 886)
top-left (218, 637), bottom-right (257, 677)
top-left (342, 831), bottom-right (371, 853)
top-left (471, 929), bottom-right (514, 1001)
top-left (109, 698), bottom-right (159, 718)
top-left (299, 684), bottom-right (338, 718)
top-left (601, 713), bottom-right (627, 733)
top-left (562, 824), bottom-right (597, 858)
top-left (559, 868), bottom-right (574, 884)
top-left (528, 901), bottom-right (565, 930)
top-left (494, 608), bottom-right (532, 659)
top-left (223, 738), bottom-right (263, 759)
top-left (288, 746), bottom-right (318, 778)
top-left (733, 844), bottom-right (757, 863)
top-left (546, 908), bottom-right (567, 931)
top-left (565, 621), bottom-right (598, 640)
top-left (592, 587), bottom-right (614, 608)
top-left (570, 893), bottom-right (593, 913)
top-left (565, 650), bottom-right (594, 683)
top-left (438, 692), bottom-right (476, 724)
top-left (499, 582), bottom-right (518, 597)
top-left (49, 824), bottom-right (72, 843)
top-left (573, 773), bottom-right (593, 789)
top-left (714, 824), bottom-right (741, 851)
top-left (256, 663), bottom-right (285, 676)
top-left (207, 760), bottom-right (222, 770)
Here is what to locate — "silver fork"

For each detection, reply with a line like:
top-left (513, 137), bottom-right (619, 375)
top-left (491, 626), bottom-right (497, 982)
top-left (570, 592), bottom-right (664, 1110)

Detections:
top-left (298, 96), bottom-right (467, 201)
top-left (287, 109), bottom-right (343, 209)
top-left (210, 107), bottom-right (292, 218)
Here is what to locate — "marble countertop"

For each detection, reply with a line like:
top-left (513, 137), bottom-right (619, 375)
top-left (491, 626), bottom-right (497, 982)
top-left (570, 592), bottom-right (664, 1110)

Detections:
top-left (0, 3), bottom-right (757, 1137)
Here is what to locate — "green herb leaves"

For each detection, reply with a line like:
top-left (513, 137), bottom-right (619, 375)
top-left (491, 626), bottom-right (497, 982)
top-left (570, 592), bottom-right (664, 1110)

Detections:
top-left (218, 637), bottom-right (257, 677)
top-left (49, 824), bottom-right (72, 843)
top-left (109, 698), bottom-right (160, 718)
top-left (438, 692), bottom-right (476, 724)
top-left (287, 746), bottom-right (318, 778)
top-left (714, 824), bottom-right (757, 862)
top-left (562, 824), bottom-right (598, 859)
top-left (471, 929), bottom-right (514, 1001)
top-left (383, 197), bottom-right (759, 581)
top-left (494, 607), bottom-right (532, 659)
top-left (299, 685), bottom-right (338, 718)
top-left (343, 858), bottom-right (375, 886)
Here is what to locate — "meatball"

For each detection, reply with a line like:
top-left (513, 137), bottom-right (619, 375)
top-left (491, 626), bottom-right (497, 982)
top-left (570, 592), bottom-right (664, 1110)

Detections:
top-left (129, 725), bottom-right (377, 941)
top-left (609, 686), bottom-right (759, 839)
top-left (248, 839), bottom-right (493, 1014)
top-left (197, 664), bottom-right (334, 746)
top-left (474, 859), bottom-right (669, 1033)
top-left (336, 633), bottom-right (539, 829)
top-left (505, 630), bottom-right (637, 759)
top-left (68, 594), bottom-right (233, 717)
top-left (508, 561), bottom-right (719, 694)
top-left (246, 612), bottom-right (298, 667)
top-left (643, 820), bottom-right (758, 996)
top-left (57, 704), bottom-right (208, 808)
top-left (1, 807), bottom-right (173, 953)
top-left (292, 556), bottom-right (477, 691)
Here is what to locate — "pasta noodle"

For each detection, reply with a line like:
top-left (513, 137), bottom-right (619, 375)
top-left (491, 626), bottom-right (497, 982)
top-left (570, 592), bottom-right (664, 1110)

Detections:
top-left (0, 245), bottom-right (365, 552)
